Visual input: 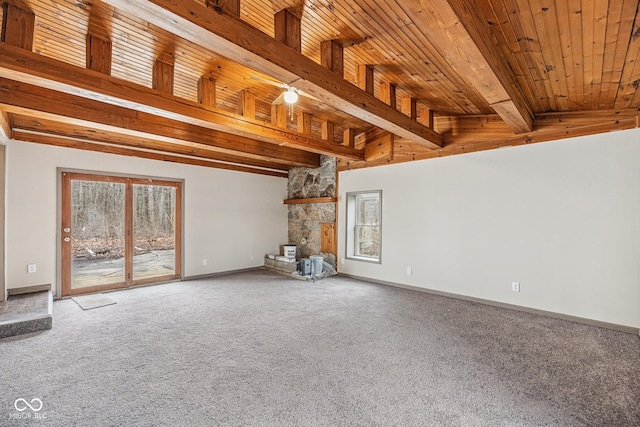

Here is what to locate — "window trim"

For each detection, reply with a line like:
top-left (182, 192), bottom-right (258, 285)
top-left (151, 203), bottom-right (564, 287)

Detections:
top-left (345, 190), bottom-right (382, 264)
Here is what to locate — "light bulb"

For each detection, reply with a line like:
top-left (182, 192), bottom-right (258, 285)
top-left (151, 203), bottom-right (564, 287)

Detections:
top-left (283, 88), bottom-right (299, 104)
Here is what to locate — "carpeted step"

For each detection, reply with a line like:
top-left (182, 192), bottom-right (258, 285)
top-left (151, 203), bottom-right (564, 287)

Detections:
top-left (0, 290), bottom-right (53, 339)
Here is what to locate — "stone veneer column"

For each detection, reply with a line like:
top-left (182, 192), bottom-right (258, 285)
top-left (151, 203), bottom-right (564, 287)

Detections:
top-left (287, 155), bottom-right (337, 267)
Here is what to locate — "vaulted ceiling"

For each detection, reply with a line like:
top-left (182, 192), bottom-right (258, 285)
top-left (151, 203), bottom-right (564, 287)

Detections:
top-left (0, 0), bottom-right (638, 177)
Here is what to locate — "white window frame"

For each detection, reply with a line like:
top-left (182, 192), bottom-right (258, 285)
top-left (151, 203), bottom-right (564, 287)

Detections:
top-left (345, 190), bottom-right (382, 263)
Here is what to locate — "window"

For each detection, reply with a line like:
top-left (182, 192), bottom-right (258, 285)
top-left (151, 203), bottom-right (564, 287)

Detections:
top-left (346, 191), bottom-right (381, 263)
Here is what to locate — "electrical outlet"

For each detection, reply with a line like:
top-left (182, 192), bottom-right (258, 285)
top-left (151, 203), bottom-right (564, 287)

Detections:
top-left (512, 282), bottom-right (520, 292)
top-left (27, 264), bottom-right (37, 274)
top-left (406, 267), bottom-right (412, 275)
top-left (250, 254), bottom-right (254, 261)
top-left (202, 259), bottom-right (208, 266)
top-left (341, 258), bottom-right (346, 265)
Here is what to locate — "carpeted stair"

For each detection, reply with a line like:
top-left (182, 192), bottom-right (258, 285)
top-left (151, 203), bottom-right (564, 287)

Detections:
top-left (0, 288), bottom-right (53, 339)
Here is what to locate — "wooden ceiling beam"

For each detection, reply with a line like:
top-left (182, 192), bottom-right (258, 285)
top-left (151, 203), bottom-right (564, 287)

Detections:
top-left (197, 74), bottom-right (217, 109)
top-left (418, 0), bottom-right (534, 134)
top-left (401, 98), bottom-right (417, 120)
top-left (380, 82), bottom-right (397, 109)
top-left (274, 9), bottom-right (301, 52)
top-left (297, 112), bottom-right (312, 135)
top-left (86, 33), bottom-right (112, 75)
top-left (204, 0), bottom-right (239, 17)
top-left (237, 90), bottom-right (255, 119)
top-left (356, 65), bottom-right (374, 96)
top-left (0, 111), bottom-right (11, 144)
top-left (418, 106), bottom-right (435, 130)
top-left (0, 43), bottom-right (361, 160)
top-left (321, 40), bottom-right (344, 77)
top-left (0, 78), bottom-right (320, 168)
top-left (99, 0), bottom-right (443, 149)
top-left (343, 128), bottom-right (355, 148)
top-left (1, 3), bottom-right (35, 51)
top-left (321, 121), bottom-right (334, 142)
top-left (152, 58), bottom-right (175, 95)
top-left (364, 129), bottom-right (394, 162)
top-left (341, 110), bottom-right (640, 170)
top-left (10, 115), bottom-right (291, 171)
top-left (270, 103), bottom-right (287, 129)
top-left (13, 130), bottom-right (288, 178)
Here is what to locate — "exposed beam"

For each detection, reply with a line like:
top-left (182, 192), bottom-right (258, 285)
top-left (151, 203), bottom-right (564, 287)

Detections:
top-left (1, 3), bottom-right (35, 51)
top-left (11, 114), bottom-right (291, 171)
top-left (354, 131), bottom-right (366, 150)
top-left (237, 90), bottom-right (256, 119)
top-left (204, 0), bottom-right (239, 17)
top-left (401, 98), bottom-right (417, 120)
top-left (13, 130), bottom-right (287, 178)
top-left (343, 128), bottom-right (355, 148)
top-left (297, 112), bottom-right (312, 135)
top-left (270, 103), bottom-right (287, 128)
top-left (418, 107), bottom-right (435, 130)
top-left (380, 82), bottom-right (397, 110)
top-left (364, 129), bottom-right (394, 162)
top-left (356, 65), bottom-right (374, 96)
top-left (417, 0), bottom-right (533, 133)
top-left (152, 58), bottom-right (174, 94)
top-left (197, 74), bottom-right (216, 108)
top-left (321, 121), bottom-right (334, 142)
top-left (0, 111), bottom-right (11, 144)
top-left (321, 40), bottom-right (344, 77)
top-left (100, 0), bottom-right (443, 149)
top-left (274, 9), bottom-right (301, 52)
top-left (86, 34), bottom-right (112, 75)
top-left (0, 44), bottom-right (361, 160)
top-left (0, 78), bottom-right (320, 168)
top-left (340, 110), bottom-right (640, 170)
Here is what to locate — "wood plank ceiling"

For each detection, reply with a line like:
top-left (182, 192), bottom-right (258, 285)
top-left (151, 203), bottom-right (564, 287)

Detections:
top-left (0, 0), bottom-right (638, 176)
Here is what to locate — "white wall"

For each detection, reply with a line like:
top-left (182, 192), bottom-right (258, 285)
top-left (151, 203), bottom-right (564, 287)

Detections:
top-left (0, 145), bottom-right (5, 302)
top-left (6, 141), bottom-right (288, 295)
top-left (338, 129), bottom-right (640, 328)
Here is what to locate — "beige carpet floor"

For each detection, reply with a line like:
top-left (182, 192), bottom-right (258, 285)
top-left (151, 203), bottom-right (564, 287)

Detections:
top-left (1, 270), bottom-right (638, 426)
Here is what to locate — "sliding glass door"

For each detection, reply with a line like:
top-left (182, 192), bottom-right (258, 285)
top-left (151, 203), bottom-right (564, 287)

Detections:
top-left (61, 172), bottom-right (182, 296)
top-left (132, 183), bottom-right (177, 281)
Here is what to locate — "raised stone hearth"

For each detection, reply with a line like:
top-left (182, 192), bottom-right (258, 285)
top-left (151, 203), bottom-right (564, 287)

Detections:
top-left (263, 257), bottom-right (298, 274)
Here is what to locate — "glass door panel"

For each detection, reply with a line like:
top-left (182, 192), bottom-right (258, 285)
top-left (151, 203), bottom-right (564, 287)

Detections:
top-left (70, 179), bottom-right (126, 290)
top-left (132, 184), bottom-right (176, 281)
top-left (62, 173), bottom-right (182, 296)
